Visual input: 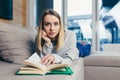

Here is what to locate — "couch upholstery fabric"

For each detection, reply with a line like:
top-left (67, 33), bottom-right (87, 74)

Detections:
top-left (0, 22), bottom-right (36, 64)
top-left (84, 51), bottom-right (120, 80)
top-left (0, 58), bottom-right (84, 80)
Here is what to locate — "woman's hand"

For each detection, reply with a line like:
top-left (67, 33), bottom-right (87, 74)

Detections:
top-left (41, 54), bottom-right (55, 66)
top-left (42, 30), bottom-right (51, 45)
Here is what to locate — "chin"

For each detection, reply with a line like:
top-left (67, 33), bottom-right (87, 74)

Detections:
top-left (49, 36), bottom-right (56, 40)
top-left (50, 37), bottom-right (55, 39)
top-left (48, 34), bottom-right (58, 39)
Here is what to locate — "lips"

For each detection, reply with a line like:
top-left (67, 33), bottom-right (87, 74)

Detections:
top-left (49, 32), bottom-right (55, 35)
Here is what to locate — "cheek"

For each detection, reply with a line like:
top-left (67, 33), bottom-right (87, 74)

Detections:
top-left (56, 27), bottom-right (60, 32)
top-left (44, 27), bottom-right (49, 32)
top-left (56, 29), bottom-right (60, 33)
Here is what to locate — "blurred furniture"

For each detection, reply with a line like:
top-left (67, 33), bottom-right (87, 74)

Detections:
top-left (0, 22), bottom-right (84, 80)
top-left (84, 51), bottom-right (120, 80)
top-left (0, 58), bottom-right (84, 80)
top-left (103, 44), bottom-right (120, 53)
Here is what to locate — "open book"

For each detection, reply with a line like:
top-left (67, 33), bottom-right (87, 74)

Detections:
top-left (16, 53), bottom-right (73, 75)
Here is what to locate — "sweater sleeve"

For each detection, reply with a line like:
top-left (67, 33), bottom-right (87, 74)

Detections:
top-left (53, 54), bottom-right (73, 64)
top-left (53, 31), bottom-right (79, 64)
top-left (42, 43), bottom-right (53, 55)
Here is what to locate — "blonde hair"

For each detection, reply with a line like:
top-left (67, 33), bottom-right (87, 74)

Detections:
top-left (36, 9), bottom-right (64, 51)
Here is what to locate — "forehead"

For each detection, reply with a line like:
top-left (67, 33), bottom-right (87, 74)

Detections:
top-left (44, 14), bottom-right (59, 22)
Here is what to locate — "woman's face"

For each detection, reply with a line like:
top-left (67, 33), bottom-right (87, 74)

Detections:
top-left (43, 14), bottom-right (60, 40)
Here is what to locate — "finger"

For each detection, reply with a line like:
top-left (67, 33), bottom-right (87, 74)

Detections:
top-left (43, 55), bottom-right (54, 65)
top-left (46, 59), bottom-right (53, 66)
top-left (41, 55), bottom-right (49, 64)
top-left (52, 59), bottom-right (55, 64)
top-left (46, 55), bottom-right (55, 65)
top-left (42, 30), bottom-right (46, 35)
top-left (50, 55), bottom-right (55, 64)
top-left (41, 54), bottom-right (55, 65)
top-left (42, 31), bottom-right (46, 39)
top-left (42, 56), bottom-right (51, 65)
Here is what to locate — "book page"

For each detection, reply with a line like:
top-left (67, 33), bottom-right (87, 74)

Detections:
top-left (20, 67), bottom-right (41, 71)
top-left (23, 52), bottom-right (46, 71)
top-left (18, 70), bottom-right (45, 75)
top-left (47, 64), bottom-right (69, 71)
top-left (27, 52), bottom-right (41, 62)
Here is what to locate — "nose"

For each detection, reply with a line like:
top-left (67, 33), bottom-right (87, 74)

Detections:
top-left (50, 24), bottom-right (54, 30)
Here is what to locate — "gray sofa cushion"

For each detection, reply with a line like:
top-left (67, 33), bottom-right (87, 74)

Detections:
top-left (0, 22), bottom-right (36, 64)
top-left (84, 51), bottom-right (120, 67)
top-left (0, 58), bottom-right (84, 80)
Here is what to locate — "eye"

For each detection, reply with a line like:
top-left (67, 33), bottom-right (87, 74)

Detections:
top-left (54, 22), bottom-right (59, 26)
top-left (44, 22), bottom-right (50, 27)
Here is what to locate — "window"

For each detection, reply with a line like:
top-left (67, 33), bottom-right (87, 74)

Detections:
top-left (99, 0), bottom-right (120, 50)
top-left (67, 1), bottom-right (92, 44)
top-left (54, 0), bottom-right (120, 51)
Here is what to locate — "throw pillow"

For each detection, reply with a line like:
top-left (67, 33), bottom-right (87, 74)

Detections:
top-left (77, 42), bottom-right (91, 57)
top-left (0, 22), bottom-right (36, 64)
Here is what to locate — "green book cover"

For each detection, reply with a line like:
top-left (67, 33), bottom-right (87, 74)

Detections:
top-left (15, 66), bottom-right (73, 76)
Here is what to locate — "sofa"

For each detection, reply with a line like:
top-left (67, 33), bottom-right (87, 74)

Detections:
top-left (0, 22), bottom-right (84, 80)
top-left (1, 22), bottom-right (120, 80)
top-left (0, 58), bottom-right (84, 80)
top-left (84, 51), bottom-right (120, 80)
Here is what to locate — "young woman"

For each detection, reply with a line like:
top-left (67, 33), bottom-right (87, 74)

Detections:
top-left (36, 9), bottom-right (79, 66)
